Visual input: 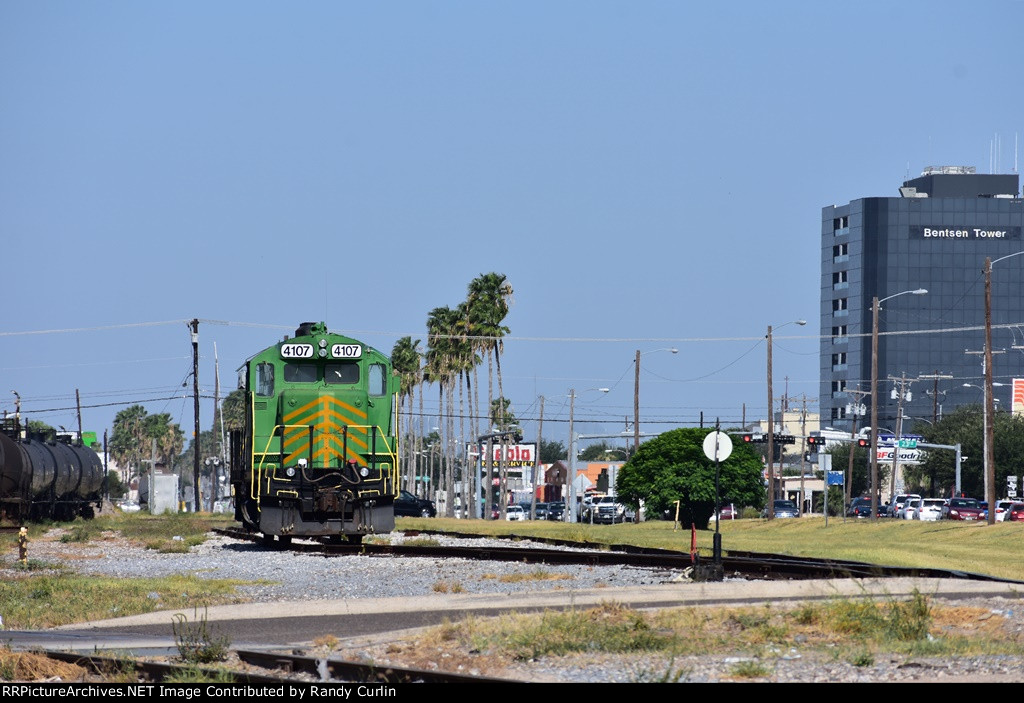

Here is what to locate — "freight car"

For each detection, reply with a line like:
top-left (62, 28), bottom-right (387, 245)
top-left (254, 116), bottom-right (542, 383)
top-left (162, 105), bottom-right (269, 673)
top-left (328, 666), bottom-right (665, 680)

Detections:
top-left (0, 417), bottom-right (105, 522)
top-left (229, 322), bottom-right (399, 544)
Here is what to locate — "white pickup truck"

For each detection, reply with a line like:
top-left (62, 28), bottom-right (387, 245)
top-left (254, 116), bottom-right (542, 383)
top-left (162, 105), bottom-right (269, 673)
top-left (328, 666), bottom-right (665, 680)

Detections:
top-left (585, 495), bottom-right (635, 524)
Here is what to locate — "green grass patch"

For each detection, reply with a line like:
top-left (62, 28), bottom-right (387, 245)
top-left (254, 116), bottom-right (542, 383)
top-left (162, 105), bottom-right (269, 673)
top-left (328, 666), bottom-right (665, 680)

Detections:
top-left (0, 572), bottom-right (249, 629)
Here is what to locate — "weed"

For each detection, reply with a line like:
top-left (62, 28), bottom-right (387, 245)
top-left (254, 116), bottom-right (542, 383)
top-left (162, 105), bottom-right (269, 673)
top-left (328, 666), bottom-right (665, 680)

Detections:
top-left (432, 580), bottom-right (465, 593)
top-left (172, 608), bottom-right (231, 664)
top-left (849, 649), bottom-right (874, 667)
top-left (496, 569), bottom-right (572, 583)
top-left (313, 634), bottom-right (340, 650)
top-left (885, 590), bottom-right (932, 642)
top-left (729, 659), bottom-right (771, 679)
top-left (59, 524), bottom-right (96, 543)
top-left (163, 665), bottom-right (236, 683)
top-left (402, 537), bottom-right (440, 547)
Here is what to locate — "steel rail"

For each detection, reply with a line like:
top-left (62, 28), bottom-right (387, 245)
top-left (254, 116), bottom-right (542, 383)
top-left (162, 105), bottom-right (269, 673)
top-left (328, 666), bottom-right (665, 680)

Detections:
top-left (212, 527), bottom-right (1022, 584)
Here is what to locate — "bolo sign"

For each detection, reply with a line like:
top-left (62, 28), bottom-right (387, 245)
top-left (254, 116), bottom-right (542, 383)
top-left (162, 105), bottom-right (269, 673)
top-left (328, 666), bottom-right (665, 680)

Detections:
top-left (703, 431), bottom-right (733, 462)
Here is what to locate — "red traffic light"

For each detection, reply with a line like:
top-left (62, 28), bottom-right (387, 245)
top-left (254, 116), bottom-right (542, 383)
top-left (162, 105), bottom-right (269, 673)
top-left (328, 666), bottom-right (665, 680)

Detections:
top-left (807, 436), bottom-right (822, 446)
top-left (857, 438), bottom-right (869, 447)
top-left (742, 434), bottom-right (753, 443)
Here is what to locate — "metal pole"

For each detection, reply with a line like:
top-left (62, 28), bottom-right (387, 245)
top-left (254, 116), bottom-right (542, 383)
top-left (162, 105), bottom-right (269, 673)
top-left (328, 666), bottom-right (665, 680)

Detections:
top-left (766, 325), bottom-right (775, 519)
top-left (566, 389), bottom-right (574, 522)
top-left (191, 319), bottom-right (201, 513)
top-left (633, 350), bottom-right (641, 452)
top-left (984, 257), bottom-right (996, 524)
top-left (870, 298), bottom-right (880, 521)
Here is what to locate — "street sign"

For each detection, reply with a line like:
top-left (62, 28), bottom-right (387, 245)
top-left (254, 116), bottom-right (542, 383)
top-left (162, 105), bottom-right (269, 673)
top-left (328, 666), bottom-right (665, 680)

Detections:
top-left (827, 470), bottom-right (845, 486)
top-left (703, 431), bottom-right (733, 462)
top-left (897, 439), bottom-right (918, 449)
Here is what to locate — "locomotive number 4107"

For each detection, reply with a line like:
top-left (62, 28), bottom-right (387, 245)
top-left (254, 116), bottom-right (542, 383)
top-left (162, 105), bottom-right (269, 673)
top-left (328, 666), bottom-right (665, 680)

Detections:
top-left (280, 343), bottom-right (314, 358)
top-left (331, 344), bottom-right (361, 358)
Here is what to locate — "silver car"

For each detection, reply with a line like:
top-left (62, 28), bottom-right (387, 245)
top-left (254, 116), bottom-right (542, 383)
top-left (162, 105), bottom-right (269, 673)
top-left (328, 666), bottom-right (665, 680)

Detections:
top-left (915, 498), bottom-right (946, 521)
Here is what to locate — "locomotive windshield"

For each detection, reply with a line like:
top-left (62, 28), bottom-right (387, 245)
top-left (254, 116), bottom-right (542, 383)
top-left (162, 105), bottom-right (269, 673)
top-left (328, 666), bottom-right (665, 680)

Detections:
top-left (284, 363), bottom-right (318, 383)
top-left (324, 362), bottom-right (359, 384)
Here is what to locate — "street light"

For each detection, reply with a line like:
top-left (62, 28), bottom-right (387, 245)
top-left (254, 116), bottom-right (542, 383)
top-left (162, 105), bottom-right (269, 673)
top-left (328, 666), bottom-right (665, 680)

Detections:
top-left (765, 319), bottom-right (806, 519)
top-left (567, 387), bottom-right (609, 522)
top-left (870, 288), bottom-right (928, 521)
top-left (983, 251), bottom-right (1024, 523)
top-left (633, 348), bottom-right (678, 451)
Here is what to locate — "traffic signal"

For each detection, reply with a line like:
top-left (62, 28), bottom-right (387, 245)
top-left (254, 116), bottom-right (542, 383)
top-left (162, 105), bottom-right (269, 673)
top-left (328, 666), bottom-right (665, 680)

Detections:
top-left (776, 434), bottom-right (795, 445)
top-left (806, 436), bottom-right (823, 447)
top-left (857, 438), bottom-right (869, 447)
top-left (742, 433), bottom-right (765, 443)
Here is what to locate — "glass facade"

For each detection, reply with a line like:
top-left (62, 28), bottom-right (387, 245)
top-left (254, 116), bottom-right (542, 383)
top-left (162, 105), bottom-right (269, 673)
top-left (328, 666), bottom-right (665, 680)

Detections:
top-left (820, 169), bottom-right (1024, 434)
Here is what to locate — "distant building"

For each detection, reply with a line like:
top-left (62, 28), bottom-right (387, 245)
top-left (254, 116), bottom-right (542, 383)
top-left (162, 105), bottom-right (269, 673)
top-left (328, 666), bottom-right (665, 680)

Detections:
top-left (820, 167), bottom-right (1024, 433)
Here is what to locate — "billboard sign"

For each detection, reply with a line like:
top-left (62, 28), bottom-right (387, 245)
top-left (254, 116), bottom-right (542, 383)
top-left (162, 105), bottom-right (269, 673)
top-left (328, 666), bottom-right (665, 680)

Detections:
top-left (470, 443), bottom-right (538, 468)
top-left (1014, 379), bottom-right (1024, 417)
top-left (875, 447), bottom-right (924, 465)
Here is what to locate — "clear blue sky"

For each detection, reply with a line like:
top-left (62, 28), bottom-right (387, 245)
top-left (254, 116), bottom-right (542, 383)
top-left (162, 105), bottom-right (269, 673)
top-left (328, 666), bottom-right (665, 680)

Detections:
top-left (2, 1), bottom-right (1022, 448)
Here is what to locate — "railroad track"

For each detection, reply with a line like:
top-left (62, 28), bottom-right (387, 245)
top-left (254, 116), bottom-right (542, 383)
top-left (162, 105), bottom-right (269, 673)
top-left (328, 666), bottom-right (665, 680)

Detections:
top-left (37, 648), bottom-right (519, 685)
top-left (212, 527), bottom-right (1022, 583)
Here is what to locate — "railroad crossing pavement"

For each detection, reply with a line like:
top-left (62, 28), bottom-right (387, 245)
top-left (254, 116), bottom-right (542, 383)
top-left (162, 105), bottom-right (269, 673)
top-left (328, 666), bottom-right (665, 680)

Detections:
top-left (0, 576), bottom-right (1016, 655)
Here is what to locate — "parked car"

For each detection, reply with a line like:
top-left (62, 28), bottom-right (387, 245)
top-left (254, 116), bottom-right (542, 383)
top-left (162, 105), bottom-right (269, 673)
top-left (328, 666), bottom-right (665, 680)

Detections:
top-left (943, 497), bottom-right (984, 521)
top-left (847, 497), bottom-right (871, 518)
top-left (994, 500), bottom-right (1016, 522)
top-left (393, 489), bottom-right (437, 518)
top-left (545, 502), bottom-right (565, 521)
top-left (708, 503), bottom-right (737, 522)
top-left (762, 500), bottom-right (799, 518)
top-left (897, 498), bottom-right (921, 520)
top-left (117, 500), bottom-right (141, 513)
top-left (1004, 503), bottom-right (1024, 522)
top-left (887, 494), bottom-right (921, 518)
top-left (914, 498), bottom-right (946, 521)
top-left (505, 505), bottom-right (526, 521)
top-left (533, 502), bottom-right (549, 519)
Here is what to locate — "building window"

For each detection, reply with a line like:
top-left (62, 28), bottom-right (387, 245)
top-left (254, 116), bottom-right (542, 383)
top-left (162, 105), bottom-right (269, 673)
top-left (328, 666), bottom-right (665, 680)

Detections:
top-left (832, 298), bottom-right (848, 317)
top-left (832, 270), bottom-right (848, 290)
top-left (832, 352), bottom-right (847, 371)
top-left (831, 380), bottom-right (847, 398)
top-left (833, 215), bottom-right (849, 234)
top-left (832, 325), bottom-right (848, 344)
top-left (833, 242), bottom-right (848, 263)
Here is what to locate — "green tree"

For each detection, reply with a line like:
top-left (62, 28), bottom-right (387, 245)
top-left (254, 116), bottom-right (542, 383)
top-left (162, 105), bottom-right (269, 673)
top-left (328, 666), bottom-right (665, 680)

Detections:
top-left (616, 428), bottom-right (766, 529)
top-left (905, 405), bottom-right (1024, 498)
top-left (220, 389), bottom-right (246, 433)
top-left (580, 441), bottom-right (629, 462)
top-left (391, 336), bottom-right (422, 492)
top-left (539, 438), bottom-right (566, 464)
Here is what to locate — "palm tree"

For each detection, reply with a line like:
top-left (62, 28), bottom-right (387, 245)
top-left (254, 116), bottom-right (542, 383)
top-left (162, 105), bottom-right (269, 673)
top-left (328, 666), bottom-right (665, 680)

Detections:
top-left (426, 306), bottom-right (460, 516)
top-left (391, 336), bottom-right (422, 492)
top-left (467, 273), bottom-right (513, 516)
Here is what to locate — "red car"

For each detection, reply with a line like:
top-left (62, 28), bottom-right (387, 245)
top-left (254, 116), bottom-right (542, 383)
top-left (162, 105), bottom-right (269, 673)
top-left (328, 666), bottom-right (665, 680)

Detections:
top-left (944, 497), bottom-right (984, 521)
top-left (1005, 503), bottom-right (1024, 522)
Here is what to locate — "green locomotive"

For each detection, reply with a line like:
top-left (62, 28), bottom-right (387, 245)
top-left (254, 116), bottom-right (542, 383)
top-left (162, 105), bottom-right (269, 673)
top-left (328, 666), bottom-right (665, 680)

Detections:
top-left (230, 322), bottom-right (399, 543)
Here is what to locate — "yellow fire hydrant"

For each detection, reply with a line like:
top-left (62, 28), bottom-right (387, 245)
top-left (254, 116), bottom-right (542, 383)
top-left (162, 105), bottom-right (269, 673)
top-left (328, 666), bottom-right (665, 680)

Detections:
top-left (18, 526), bottom-right (28, 565)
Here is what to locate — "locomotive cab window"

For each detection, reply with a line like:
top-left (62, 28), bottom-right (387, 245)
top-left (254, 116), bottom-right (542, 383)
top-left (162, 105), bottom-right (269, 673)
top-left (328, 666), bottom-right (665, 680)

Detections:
top-left (368, 363), bottom-right (386, 396)
top-left (325, 362), bottom-right (359, 384)
top-left (284, 363), bottom-right (318, 383)
top-left (256, 363), bottom-right (275, 397)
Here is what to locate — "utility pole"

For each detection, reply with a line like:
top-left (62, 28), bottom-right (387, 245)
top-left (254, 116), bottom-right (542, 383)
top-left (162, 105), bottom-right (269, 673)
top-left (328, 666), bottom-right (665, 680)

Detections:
top-left (798, 395), bottom-right (807, 516)
top-left (75, 388), bottom-right (83, 440)
top-left (532, 396), bottom-right (544, 520)
top-left (190, 319), bottom-right (200, 513)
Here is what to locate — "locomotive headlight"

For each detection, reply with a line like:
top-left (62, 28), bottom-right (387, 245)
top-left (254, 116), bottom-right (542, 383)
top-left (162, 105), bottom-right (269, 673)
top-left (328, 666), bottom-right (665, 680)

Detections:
top-left (318, 339), bottom-right (327, 348)
top-left (359, 466), bottom-right (370, 478)
top-left (318, 348), bottom-right (327, 358)
top-left (285, 467), bottom-right (296, 477)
